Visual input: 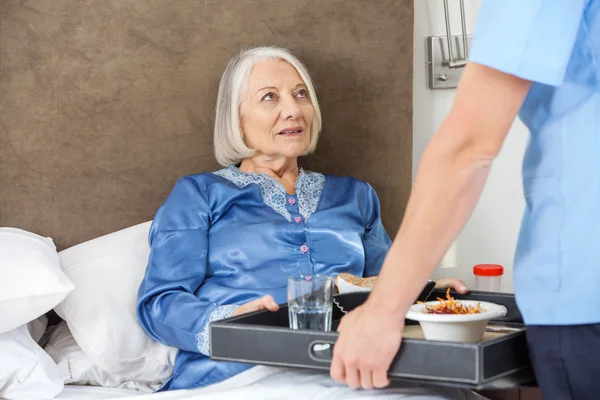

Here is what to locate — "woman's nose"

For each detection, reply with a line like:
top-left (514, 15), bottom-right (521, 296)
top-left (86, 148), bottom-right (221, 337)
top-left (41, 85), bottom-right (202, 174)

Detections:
top-left (280, 95), bottom-right (302, 120)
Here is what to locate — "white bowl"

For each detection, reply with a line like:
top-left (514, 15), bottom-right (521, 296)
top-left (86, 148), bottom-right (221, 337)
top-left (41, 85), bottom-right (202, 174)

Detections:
top-left (405, 300), bottom-right (507, 343)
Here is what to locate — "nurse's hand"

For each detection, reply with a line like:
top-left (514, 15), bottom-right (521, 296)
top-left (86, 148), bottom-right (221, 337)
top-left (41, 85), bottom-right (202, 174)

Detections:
top-left (330, 301), bottom-right (403, 390)
top-left (330, 279), bottom-right (468, 389)
top-left (434, 278), bottom-right (469, 294)
top-left (232, 295), bottom-right (280, 316)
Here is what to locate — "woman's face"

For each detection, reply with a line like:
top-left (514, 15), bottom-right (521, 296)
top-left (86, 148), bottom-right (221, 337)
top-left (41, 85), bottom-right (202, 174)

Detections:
top-left (240, 59), bottom-right (314, 160)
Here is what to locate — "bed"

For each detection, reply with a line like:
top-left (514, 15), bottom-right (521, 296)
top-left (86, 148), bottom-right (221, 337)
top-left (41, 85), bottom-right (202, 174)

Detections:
top-left (1, 1), bottom-right (538, 399)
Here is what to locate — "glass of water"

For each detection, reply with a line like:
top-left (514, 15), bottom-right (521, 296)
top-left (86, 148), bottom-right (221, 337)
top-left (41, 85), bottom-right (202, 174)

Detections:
top-left (287, 274), bottom-right (334, 331)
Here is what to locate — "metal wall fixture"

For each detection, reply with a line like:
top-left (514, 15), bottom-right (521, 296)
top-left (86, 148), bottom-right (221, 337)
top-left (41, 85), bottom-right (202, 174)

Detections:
top-left (428, 0), bottom-right (472, 89)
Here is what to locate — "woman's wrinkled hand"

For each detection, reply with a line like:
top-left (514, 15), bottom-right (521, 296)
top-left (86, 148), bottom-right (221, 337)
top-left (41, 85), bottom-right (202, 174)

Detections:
top-left (434, 278), bottom-right (469, 294)
top-left (232, 295), bottom-right (280, 317)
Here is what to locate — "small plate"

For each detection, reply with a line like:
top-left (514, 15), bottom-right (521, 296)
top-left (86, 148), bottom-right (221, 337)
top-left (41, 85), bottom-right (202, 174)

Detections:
top-left (335, 275), bottom-right (372, 294)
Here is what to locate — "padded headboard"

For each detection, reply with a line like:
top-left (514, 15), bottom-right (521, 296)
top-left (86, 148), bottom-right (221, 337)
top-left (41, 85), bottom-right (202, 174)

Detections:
top-left (0, 0), bottom-right (413, 250)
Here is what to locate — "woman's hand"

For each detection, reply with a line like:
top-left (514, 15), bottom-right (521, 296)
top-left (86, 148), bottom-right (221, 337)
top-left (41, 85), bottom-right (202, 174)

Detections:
top-left (434, 278), bottom-right (469, 294)
top-left (232, 295), bottom-right (280, 317)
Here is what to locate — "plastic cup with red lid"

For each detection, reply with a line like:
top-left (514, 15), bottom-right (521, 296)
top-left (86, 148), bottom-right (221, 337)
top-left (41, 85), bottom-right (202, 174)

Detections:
top-left (473, 264), bottom-right (504, 292)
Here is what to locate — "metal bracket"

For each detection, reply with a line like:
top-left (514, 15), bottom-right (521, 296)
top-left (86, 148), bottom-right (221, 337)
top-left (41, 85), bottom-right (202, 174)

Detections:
top-left (428, 34), bottom-right (473, 90)
top-left (428, 0), bottom-right (471, 89)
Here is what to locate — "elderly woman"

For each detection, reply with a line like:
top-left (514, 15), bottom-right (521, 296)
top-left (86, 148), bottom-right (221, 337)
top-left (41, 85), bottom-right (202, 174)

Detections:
top-left (136, 47), bottom-right (474, 397)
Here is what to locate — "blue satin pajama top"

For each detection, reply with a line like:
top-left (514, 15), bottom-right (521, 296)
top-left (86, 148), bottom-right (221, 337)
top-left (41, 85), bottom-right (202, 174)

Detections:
top-left (136, 166), bottom-right (392, 391)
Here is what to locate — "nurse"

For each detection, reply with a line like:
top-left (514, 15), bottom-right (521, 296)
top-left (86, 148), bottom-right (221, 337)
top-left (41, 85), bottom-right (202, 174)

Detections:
top-left (330, 1), bottom-right (600, 399)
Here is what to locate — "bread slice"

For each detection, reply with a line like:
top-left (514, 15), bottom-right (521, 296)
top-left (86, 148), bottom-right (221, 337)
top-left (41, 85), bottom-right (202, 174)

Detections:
top-left (336, 272), bottom-right (378, 289)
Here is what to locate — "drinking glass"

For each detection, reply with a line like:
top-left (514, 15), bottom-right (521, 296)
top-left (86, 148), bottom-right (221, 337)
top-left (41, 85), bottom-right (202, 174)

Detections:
top-left (287, 274), bottom-right (334, 331)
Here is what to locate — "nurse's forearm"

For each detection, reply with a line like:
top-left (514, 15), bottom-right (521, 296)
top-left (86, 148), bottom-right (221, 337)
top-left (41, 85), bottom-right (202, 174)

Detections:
top-left (368, 63), bottom-right (531, 316)
top-left (369, 128), bottom-right (493, 314)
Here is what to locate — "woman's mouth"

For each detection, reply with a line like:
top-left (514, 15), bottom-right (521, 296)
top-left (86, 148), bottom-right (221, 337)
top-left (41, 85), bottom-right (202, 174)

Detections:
top-left (277, 127), bottom-right (304, 137)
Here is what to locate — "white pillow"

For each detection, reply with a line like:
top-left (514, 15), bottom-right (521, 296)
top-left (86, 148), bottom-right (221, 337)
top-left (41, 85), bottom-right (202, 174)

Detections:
top-left (0, 228), bottom-right (74, 334)
top-left (54, 222), bottom-right (176, 382)
top-left (27, 315), bottom-right (48, 344)
top-left (44, 321), bottom-right (159, 392)
top-left (0, 324), bottom-right (63, 400)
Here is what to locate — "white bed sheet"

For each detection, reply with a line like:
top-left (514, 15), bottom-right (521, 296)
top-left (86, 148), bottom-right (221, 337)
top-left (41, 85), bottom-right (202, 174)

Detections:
top-left (55, 386), bottom-right (144, 399)
top-left (54, 367), bottom-right (488, 400)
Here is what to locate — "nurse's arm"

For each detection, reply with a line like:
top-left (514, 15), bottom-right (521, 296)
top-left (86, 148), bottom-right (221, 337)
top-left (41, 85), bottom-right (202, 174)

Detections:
top-left (369, 62), bottom-right (532, 314)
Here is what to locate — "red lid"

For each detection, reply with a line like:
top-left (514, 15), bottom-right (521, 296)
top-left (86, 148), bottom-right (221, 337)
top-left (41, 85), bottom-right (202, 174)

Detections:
top-left (473, 264), bottom-right (504, 276)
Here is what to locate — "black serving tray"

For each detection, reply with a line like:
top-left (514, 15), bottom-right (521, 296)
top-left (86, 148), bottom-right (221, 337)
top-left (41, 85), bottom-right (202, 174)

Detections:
top-left (210, 288), bottom-right (536, 389)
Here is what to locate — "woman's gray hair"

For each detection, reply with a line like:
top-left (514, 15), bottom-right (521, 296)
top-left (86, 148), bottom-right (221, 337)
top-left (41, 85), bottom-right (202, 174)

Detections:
top-left (213, 46), bottom-right (322, 166)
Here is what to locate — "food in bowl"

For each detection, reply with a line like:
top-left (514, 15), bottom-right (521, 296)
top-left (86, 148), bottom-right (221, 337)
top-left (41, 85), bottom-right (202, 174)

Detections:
top-left (420, 288), bottom-right (484, 315)
top-left (406, 291), bottom-right (507, 343)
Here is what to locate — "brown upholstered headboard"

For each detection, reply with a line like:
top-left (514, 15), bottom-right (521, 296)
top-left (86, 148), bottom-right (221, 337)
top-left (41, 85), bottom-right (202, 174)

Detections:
top-left (0, 0), bottom-right (413, 250)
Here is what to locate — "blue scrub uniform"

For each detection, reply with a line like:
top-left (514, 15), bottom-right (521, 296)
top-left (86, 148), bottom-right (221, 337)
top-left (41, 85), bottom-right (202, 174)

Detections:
top-left (469, 1), bottom-right (600, 398)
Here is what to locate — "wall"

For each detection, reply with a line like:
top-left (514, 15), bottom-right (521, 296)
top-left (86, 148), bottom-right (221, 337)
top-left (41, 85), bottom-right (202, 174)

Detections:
top-left (413, 0), bottom-right (528, 292)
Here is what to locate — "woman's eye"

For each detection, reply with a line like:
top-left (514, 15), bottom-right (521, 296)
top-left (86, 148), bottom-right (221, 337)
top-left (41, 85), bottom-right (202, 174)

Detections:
top-left (261, 92), bottom-right (277, 101)
top-left (296, 89), bottom-right (308, 98)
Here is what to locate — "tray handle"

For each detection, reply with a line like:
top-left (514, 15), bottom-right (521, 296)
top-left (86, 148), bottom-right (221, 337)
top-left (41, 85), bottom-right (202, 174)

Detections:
top-left (308, 340), bottom-right (335, 363)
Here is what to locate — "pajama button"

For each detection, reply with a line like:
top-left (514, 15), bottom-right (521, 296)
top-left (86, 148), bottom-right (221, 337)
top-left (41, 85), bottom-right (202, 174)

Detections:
top-left (294, 216), bottom-right (302, 223)
top-left (288, 197), bottom-right (296, 205)
top-left (300, 244), bottom-right (309, 253)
